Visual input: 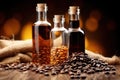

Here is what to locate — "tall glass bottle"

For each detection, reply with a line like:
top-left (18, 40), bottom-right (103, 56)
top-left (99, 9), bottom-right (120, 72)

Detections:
top-left (50, 15), bottom-right (68, 65)
top-left (32, 3), bottom-right (51, 65)
top-left (68, 6), bottom-right (85, 56)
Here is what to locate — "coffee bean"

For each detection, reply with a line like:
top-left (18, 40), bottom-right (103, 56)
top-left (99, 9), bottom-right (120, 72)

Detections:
top-left (77, 70), bottom-right (81, 75)
top-left (51, 71), bottom-right (57, 75)
top-left (87, 70), bottom-right (95, 74)
top-left (4, 67), bottom-right (9, 70)
top-left (69, 71), bottom-right (74, 75)
top-left (80, 74), bottom-right (87, 79)
top-left (22, 68), bottom-right (27, 71)
top-left (70, 75), bottom-right (75, 79)
top-left (76, 75), bottom-right (80, 79)
top-left (104, 71), bottom-right (110, 75)
top-left (110, 71), bottom-right (116, 75)
top-left (95, 68), bottom-right (101, 72)
top-left (39, 70), bottom-right (44, 74)
top-left (31, 67), bottom-right (37, 71)
top-left (71, 69), bottom-right (77, 73)
top-left (44, 72), bottom-right (49, 76)
top-left (111, 68), bottom-right (116, 71)
top-left (0, 52), bottom-right (117, 78)
top-left (60, 69), bottom-right (65, 74)
top-left (64, 69), bottom-right (68, 73)
top-left (104, 67), bottom-right (111, 71)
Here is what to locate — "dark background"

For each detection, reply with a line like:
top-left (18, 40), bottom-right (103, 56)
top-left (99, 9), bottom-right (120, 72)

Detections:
top-left (0, 0), bottom-right (120, 57)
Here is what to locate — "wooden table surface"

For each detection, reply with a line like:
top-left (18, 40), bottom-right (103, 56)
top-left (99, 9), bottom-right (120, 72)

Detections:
top-left (0, 65), bottom-right (120, 80)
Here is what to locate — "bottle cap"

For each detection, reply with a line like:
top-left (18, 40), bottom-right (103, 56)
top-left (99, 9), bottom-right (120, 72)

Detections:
top-left (36, 3), bottom-right (47, 11)
top-left (69, 6), bottom-right (80, 14)
top-left (53, 15), bottom-right (65, 23)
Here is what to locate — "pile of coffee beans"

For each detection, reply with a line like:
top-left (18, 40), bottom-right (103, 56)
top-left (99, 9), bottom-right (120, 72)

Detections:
top-left (0, 52), bottom-right (116, 79)
top-left (50, 46), bottom-right (68, 65)
top-left (32, 46), bottom-right (50, 64)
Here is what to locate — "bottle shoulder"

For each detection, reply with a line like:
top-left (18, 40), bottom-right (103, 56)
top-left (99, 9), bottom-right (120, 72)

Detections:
top-left (68, 27), bottom-right (84, 34)
top-left (34, 21), bottom-right (51, 26)
top-left (51, 27), bottom-right (68, 32)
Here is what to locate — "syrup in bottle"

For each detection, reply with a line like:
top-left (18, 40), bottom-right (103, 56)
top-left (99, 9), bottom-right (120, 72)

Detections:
top-left (32, 3), bottom-right (51, 65)
top-left (68, 6), bottom-right (85, 56)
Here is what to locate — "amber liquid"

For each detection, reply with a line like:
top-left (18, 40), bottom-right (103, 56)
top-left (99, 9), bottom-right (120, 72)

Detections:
top-left (32, 23), bottom-right (51, 65)
top-left (68, 20), bottom-right (85, 56)
top-left (50, 30), bottom-right (68, 65)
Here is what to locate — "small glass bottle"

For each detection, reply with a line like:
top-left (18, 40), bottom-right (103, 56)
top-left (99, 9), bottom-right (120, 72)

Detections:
top-left (32, 3), bottom-right (51, 65)
top-left (68, 6), bottom-right (85, 56)
top-left (50, 15), bottom-right (68, 65)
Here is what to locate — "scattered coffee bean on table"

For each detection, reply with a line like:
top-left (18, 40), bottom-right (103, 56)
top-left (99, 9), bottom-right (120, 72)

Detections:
top-left (0, 52), bottom-right (117, 79)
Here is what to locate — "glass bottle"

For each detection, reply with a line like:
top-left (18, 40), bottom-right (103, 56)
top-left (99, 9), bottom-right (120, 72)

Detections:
top-left (32, 3), bottom-right (51, 65)
top-left (50, 15), bottom-right (68, 65)
top-left (68, 6), bottom-right (85, 56)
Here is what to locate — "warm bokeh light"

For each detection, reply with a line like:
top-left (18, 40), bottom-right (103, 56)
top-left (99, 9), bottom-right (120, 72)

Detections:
top-left (21, 22), bottom-right (32, 40)
top-left (80, 18), bottom-right (83, 29)
top-left (85, 39), bottom-right (105, 55)
top-left (85, 37), bottom-right (89, 49)
top-left (85, 17), bottom-right (98, 32)
top-left (89, 10), bottom-right (102, 21)
top-left (3, 18), bottom-right (20, 37)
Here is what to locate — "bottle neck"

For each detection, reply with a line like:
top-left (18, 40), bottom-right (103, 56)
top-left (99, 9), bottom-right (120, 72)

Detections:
top-left (69, 14), bottom-right (80, 28)
top-left (54, 21), bottom-right (64, 28)
top-left (37, 11), bottom-right (47, 21)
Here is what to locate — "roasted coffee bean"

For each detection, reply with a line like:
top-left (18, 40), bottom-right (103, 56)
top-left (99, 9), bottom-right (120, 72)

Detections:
top-left (104, 67), bottom-right (111, 71)
top-left (4, 67), bottom-right (9, 70)
top-left (44, 72), bottom-right (49, 76)
top-left (96, 63), bottom-right (101, 67)
top-left (110, 71), bottom-right (116, 75)
top-left (50, 46), bottom-right (68, 65)
top-left (76, 70), bottom-right (81, 75)
top-left (70, 75), bottom-right (75, 79)
top-left (13, 66), bottom-right (18, 69)
top-left (39, 70), bottom-right (44, 74)
top-left (71, 69), bottom-right (77, 73)
top-left (22, 68), bottom-right (27, 71)
top-left (64, 69), bottom-right (69, 73)
top-left (32, 47), bottom-right (50, 65)
top-left (51, 71), bottom-right (57, 75)
top-left (45, 66), bottom-right (51, 70)
top-left (16, 63), bottom-right (24, 69)
top-left (95, 68), bottom-right (102, 72)
top-left (111, 67), bottom-right (116, 71)
top-left (74, 75), bottom-right (80, 79)
top-left (80, 74), bottom-right (87, 79)
top-left (69, 71), bottom-right (74, 75)
top-left (60, 69), bottom-right (65, 74)
top-left (31, 67), bottom-right (37, 71)
top-left (87, 69), bottom-right (95, 74)
top-left (0, 52), bottom-right (117, 78)
top-left (35, 69), bottom-right (39, 73)
top-left (104, 71), bottom-right (110, 75)
top-left (78, 66), bottom-right (82, 69)
top-left (83, 69), bottom-right (87, 73)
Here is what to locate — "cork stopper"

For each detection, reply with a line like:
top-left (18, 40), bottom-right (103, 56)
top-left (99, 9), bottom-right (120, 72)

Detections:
top-left (36, 3), bottom-right (47, 11)
top-left (69, 6), bottom-right (80, 14)
top-left (53, 15), bottom-right (65, 23)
